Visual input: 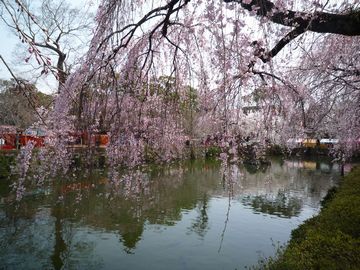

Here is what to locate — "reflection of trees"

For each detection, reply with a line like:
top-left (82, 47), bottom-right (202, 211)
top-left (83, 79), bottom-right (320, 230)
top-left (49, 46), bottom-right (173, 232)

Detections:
top-left (51, 205), bottom-right (67, 270)
top-left (53, 160), bottom-right (221, 253)
top-left (238, 158), bottom-right (341, 214)
top-left (0, 158), bottom-right (341, 266)
top-left (189, 193), bottom-right (209, 238)
top-left (91, 200), bottom-right (146, 253)
top-left (121, 225), bottom-right (144, 254)
top-left (218, 196), bottom-right (231, 253)
top-left (243, 163), bottom-right (269, 175)
top-left (0, 192), bottom-right (101, 269)
top-left (0, 198), bottom-right (57, 269)
top-left (241, 190), bottom-right (302, 218)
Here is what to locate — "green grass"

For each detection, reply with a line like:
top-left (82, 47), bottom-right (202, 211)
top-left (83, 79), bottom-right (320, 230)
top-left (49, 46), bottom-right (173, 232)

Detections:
top-left (253, 166), bottom-right (360, 270)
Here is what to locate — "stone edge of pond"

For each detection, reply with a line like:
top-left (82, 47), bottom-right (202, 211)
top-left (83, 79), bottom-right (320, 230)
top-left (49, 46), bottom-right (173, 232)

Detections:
top-left (250, 165), bottom-right (360, 270)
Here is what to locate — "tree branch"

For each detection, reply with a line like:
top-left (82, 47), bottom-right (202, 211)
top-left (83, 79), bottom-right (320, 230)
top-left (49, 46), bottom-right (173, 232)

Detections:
top-left (261, 27), bottom-right (306, 62)
top-left (224, 0), bottom-right (360, 61)
top-left (225, 0), bottom-right (360, 36)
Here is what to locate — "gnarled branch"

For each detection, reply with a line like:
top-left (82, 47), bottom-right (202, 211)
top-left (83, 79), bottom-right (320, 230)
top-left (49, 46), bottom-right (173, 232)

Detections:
top-left (224, 0), bottom-right (360, 61)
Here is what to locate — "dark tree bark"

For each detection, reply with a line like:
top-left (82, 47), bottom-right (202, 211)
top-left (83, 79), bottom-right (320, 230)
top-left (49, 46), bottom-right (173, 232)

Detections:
top-left (57, 52), bottom-right (68, 86)
top-left (34, 41), bottom-right (68, 87)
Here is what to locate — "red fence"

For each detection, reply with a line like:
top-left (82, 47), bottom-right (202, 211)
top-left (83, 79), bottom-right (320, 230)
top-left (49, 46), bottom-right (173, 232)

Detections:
top-left (1, 132), bottom-right (109, 150)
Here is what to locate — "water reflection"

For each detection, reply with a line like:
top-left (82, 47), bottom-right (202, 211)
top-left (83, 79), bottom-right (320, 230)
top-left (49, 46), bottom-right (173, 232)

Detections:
top-left (51, 205), bottom-right (67, 270)
top-left (241, 191), bottom-right (302, 218)
top-left (0, 158), bottom-right (342, 269)
top-left (189, 194), bottom-right (210, 239)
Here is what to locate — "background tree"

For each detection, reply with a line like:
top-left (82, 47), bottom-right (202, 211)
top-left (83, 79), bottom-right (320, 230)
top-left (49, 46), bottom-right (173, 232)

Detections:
top-left (0, 78), bottom-right (52, 128)
top-left (0, 0), bottom-right (94, 90)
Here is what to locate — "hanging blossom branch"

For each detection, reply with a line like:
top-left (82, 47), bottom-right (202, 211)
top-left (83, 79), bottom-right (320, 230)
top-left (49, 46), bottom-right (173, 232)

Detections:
top-left (12, 141), bottom-right (35, 201)
top-left (94, 0), bottom-right (190, 68)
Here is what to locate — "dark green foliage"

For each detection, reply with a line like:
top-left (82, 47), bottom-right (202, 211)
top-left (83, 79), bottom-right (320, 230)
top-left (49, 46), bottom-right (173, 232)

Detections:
top-left (320, 186), bottom-right (338, 208)
top-left (265, 144), bottom-right (284, 156)
top-left (0, 153), bottom-right (15, 179)
top-left (254, 166), bottom-right (360, 270)
top-left (205, 146), bottom-right (221, 158)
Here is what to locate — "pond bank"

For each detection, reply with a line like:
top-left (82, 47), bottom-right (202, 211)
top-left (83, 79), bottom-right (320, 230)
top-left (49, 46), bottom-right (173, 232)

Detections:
top-left (254, 166), bottom-right (360, 270)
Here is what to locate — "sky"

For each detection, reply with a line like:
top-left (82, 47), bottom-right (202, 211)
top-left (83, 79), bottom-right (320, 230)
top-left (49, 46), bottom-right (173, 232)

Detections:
top-left (0, 0), bottom-right (98, 94)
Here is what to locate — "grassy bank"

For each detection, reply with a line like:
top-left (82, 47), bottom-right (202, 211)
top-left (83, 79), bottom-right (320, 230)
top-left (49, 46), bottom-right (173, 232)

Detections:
top-left (254, 166), bottom-right (360, 270)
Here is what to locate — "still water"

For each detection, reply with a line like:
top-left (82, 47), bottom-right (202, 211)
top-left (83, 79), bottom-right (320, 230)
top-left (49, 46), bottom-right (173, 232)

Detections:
top-left (0, 158), bottom-right (342, 269)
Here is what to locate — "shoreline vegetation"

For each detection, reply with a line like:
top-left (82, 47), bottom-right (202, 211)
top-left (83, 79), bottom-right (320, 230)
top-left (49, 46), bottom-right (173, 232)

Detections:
top-left (252, 165), bottom-right (360, 270)
top-left (1, 143), bottom-right (359, 180)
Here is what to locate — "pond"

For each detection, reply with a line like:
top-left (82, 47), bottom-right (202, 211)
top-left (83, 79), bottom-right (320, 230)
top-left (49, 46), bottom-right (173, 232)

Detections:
top-left (0, 157), bottom-right (342, 269)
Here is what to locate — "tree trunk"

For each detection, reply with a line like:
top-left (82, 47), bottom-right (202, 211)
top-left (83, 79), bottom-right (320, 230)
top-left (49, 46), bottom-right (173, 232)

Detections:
top-left (57, 53), bottom-right (67, 92)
